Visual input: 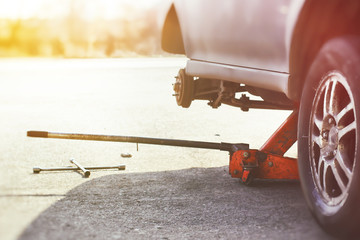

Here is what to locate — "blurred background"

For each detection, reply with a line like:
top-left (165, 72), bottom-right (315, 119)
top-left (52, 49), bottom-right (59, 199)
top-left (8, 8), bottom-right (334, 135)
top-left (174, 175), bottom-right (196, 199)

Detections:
top-left (0, 0), bottom-right (168, 58)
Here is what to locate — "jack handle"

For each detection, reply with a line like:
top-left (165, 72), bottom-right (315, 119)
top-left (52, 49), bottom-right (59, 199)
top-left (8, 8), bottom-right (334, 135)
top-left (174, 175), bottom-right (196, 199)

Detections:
top-left (27, 131), bottom-right (249, 153)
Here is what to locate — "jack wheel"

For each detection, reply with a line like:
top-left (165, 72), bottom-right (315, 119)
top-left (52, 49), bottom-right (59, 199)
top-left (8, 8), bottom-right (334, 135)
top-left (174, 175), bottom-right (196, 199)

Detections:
top-left (173, 68), bottom-right (194, 108)
top-left (298, 36), bottom-right (360, 238)
top-left (240, 170), bottom-right (254, 185)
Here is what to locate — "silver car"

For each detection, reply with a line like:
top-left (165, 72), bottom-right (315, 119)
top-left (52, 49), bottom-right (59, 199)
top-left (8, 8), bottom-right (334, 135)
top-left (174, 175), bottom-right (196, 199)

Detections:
top-left (161, 0), bottom-right (360, 238)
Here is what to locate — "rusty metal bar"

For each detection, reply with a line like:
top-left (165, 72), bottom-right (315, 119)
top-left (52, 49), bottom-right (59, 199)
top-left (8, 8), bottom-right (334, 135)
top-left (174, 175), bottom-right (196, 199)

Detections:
top-left (27, 131), bottom-right (248, 152)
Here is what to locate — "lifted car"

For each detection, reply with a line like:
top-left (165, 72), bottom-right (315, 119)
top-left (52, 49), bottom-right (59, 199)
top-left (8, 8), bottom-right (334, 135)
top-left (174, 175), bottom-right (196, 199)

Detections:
top-left (161, 0), bottom-right (360, 238)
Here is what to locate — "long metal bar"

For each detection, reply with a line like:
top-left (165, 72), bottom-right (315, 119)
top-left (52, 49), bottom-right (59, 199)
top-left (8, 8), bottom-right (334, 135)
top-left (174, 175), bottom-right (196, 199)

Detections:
top-left (27, 131), bottom-right (244, 152)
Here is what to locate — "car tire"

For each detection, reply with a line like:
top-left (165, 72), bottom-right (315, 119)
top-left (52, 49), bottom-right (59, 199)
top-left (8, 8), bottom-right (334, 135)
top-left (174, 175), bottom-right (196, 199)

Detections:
top-left (298, 36), bottom-right (360, 238)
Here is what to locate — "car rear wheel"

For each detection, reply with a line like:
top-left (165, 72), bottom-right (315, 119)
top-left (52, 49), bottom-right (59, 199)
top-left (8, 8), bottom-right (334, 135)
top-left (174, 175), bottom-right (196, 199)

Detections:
top-left (298, 36), bottom-right (360, 238)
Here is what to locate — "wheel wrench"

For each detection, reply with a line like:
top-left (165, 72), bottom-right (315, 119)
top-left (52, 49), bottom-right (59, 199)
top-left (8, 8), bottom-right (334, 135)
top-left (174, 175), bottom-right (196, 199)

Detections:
top-left (33, 164), bottom-right (125, 175)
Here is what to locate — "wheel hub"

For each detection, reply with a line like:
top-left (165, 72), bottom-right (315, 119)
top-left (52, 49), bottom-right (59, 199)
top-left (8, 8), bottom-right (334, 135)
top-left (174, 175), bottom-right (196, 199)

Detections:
top-left (320, 115), bottom-right (338, 160)
top-left (173, 78), bottom-right (181, 95)
top-left (173, 69), bottom-right (194, 108)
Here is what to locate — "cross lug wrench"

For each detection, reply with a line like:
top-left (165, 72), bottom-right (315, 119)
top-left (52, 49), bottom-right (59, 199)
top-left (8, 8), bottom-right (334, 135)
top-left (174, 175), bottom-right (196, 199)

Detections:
top-left (33, 164), bottom-right (125, 174)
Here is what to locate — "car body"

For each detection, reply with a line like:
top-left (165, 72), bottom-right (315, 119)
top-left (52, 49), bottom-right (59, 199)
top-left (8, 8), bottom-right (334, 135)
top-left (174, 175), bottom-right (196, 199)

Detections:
top-left (161, 0), bottom-right (360, 102)
top-left (161, 0), bottom-right (360, 238)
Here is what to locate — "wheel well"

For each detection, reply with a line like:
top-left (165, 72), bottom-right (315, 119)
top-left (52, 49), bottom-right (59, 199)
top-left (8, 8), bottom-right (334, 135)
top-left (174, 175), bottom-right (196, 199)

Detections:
top-left (161, 4), bottom-right (185, 54)
top-left (289, 0), bottom-right (360, 101)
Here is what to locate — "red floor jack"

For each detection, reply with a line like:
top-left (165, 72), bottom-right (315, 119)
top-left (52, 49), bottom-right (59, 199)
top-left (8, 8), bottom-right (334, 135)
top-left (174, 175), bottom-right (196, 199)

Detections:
top-left (27, 111), bottom-right (299, 184)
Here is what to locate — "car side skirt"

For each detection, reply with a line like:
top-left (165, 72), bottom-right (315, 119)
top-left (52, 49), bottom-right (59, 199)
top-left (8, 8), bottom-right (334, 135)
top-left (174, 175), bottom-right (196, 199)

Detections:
top-left (186, 60), bottom-right (290, 97)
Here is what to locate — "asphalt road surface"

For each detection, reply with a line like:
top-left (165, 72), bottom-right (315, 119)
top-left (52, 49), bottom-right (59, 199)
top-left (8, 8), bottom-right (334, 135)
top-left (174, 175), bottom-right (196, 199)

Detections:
top-left (0, 58), bottom-right (335, 240)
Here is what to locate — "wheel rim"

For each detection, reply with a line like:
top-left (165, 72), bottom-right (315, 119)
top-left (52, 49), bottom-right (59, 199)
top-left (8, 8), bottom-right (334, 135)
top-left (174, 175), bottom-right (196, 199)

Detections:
top-left (310, 71), bottom-right (357, 207)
